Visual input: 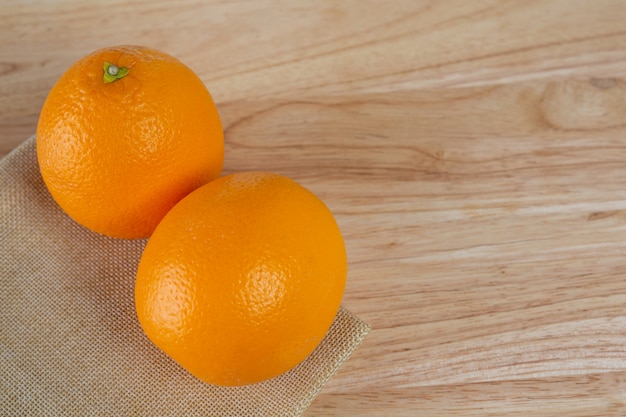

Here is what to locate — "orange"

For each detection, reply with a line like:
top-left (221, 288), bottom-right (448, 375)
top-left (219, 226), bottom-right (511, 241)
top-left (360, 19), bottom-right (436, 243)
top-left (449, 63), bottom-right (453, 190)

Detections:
top-left (36, 45), bottom-right (223, 239)
top-left (134, 172), bottom-right (347, 386)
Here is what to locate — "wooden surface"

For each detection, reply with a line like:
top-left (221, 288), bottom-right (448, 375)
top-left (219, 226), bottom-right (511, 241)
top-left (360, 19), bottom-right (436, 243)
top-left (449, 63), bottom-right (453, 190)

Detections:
top-left (2, 0), bottom-right (626, 415)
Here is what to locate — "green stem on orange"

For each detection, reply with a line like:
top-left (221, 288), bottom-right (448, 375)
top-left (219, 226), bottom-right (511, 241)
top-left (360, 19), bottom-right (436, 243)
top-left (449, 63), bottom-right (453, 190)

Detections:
top-left (103, 61), bottom-right (129, 83)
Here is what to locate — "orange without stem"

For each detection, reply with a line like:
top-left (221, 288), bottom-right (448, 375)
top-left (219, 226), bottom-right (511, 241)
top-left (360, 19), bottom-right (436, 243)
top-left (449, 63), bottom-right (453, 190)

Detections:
top-left (135, 172), bottom-right (347, 386)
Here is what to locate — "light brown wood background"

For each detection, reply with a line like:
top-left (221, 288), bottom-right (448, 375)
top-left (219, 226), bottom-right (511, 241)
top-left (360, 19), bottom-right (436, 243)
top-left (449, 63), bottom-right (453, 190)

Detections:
top-left (3, 0), bottom-right (626, 415)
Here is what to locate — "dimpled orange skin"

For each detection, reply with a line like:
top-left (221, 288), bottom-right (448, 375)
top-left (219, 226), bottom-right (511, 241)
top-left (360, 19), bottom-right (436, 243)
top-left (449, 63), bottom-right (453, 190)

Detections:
top-left (134, 172), bottom-right (347, 386)
top-left (36, 45), bottom-right (224, 239)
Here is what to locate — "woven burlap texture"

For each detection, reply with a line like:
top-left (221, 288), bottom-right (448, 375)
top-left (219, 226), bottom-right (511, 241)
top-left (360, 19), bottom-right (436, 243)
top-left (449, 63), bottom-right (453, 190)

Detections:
top-left (0, 136), bottom-right (370, 417)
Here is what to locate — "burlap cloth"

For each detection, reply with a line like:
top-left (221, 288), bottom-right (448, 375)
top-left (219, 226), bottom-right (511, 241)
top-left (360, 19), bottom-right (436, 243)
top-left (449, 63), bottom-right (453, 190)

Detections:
top-left (0, 136), bottom-right (370, 416)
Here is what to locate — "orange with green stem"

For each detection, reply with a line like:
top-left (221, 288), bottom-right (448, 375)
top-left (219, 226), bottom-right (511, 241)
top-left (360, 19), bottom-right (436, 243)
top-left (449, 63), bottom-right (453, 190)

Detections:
top-left (36, 45), bottom-right (224, 239)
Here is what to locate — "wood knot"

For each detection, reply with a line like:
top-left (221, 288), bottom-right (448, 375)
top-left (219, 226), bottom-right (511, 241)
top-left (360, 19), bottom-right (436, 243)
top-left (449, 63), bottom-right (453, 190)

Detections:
top-left (539, 80), bottom-right (626, 131)
top-left (587, 210), bottom-right (618, 221)
top-left (0, 62), bottom-right (19, 76)
top-left (590, 77), bottom-right (617, 90)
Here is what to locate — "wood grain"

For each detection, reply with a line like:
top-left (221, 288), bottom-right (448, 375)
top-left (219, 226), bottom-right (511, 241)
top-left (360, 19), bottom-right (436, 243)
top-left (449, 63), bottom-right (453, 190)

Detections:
top-left (2, 1), bottom-right (626, 415)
